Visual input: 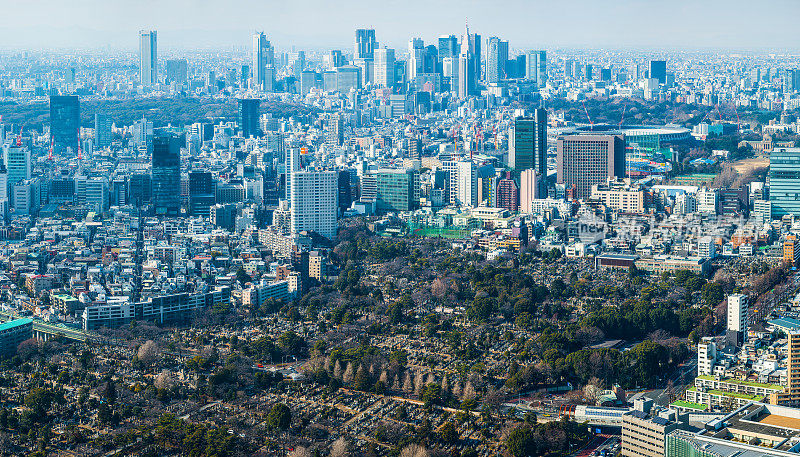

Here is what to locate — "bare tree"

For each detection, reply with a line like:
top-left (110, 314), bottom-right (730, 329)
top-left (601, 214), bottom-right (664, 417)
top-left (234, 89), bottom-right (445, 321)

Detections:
top-left (342, 362), bottom-right (355, 384)
top-left (330, 437), bottom-right (350, 457)
top-left (155, 370), bottom-right (175, 390)
top-left (288, 447), bottom-right (311, 457)
top-left (137, 340), bottom-right (159, 366)
top-left (400, 444), bottom-right (430, 457)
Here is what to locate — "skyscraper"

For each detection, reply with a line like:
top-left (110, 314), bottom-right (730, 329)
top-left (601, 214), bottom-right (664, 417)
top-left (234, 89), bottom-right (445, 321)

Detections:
top-left (457, 24), bottom-right (480, 98)
top-left (524, 51), bottom-right (538, 84)
top-left (557, 134), bottom-right (626, 200)
top-left (252, 32), bottom-right (275, 92)
top-left (354, 29), bottom-right (377, 60)
top-left (284, 148), bottom-right (301, 201)
top-left (188, 171), bottom-right (215, 217)
top-left (139, 30), bottom-right (157, 85)
top-left (290, 171), bottom-right (338, 240)
top-left (374, 47), bottom-right (396, 89)
top-left (769, 147), bottom-right (800, 218)
top-left (509, 109), bottom-right (548, 195)
top-left (408, 38), bottom-right (425, 81)
top-left (535, 50), bottom-right (547, 87)
top-left (325, 114), bottom-right (344, 147)
top-left (294, 51), bottom-right (306, 77)
top-left (649, 60), bottom-right (667, 85)
top-left (455, 160), bottom-right (478, 207)
top-left (3, 146), bottom-right (31, 207)
top-left (337, 170), bottom-right (353, 215)
top-left (375, 169), bottom-right (418, 214)
top-left (486, 37), bottom-right (508, 83)
top-left (151, 134), bottom-right (182, 216)
top-left (94, 114), bottom-right (112, 149)
top-left (438, 35), bottom-right (459, 61)
top-left (496, 172), bottom-right (519, 212)
top-left (519, 169), bottom-right (540, 213)
top-left (49, 95), bottom-right (80, 154)
top-left (727, 294), bottom-right (748, 346)
top-left (165, 59), bottom-right (188, 85)
top-left (238, 99), bottom-right (261, 139)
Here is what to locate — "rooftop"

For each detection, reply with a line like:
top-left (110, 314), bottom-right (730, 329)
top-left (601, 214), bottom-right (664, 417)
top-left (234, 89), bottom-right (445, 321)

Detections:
top-left (0, 318), bottom-right (33, 332)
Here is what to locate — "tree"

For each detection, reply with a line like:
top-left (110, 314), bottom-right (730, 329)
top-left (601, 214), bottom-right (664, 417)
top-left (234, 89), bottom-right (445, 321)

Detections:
top-left (422, 383), bottom-right (442, 408)
top-left (266, 403), bottom-right (291, 430)
top-left (24, 388), bottom-right (53, 421)
top-left (137, 340), bottom-right (159, 366)
top-left (439, 422), bottom-right (458, 444)
top-left (278, 331), bottom-right (307, 356)
top-left (505, 425), bottom-right (535, 457)
top-left (400, 444), bottom-right (429, 457)
top-left (701, 282), bottom-right (725, 306)
top-left (330, 437), bottom-right (350, 457)
top-left (97, 401), bottom-right (112, 425)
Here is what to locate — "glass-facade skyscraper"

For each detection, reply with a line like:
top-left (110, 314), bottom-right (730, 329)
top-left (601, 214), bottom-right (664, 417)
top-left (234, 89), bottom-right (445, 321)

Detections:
top-left (238, 98), bottom-right (261, 139)
top-left (252, 32), bottom-right (275, 92)
top-left (50, 95), bottom-right (80, 155)
top-left (139, 30), bottom-right (157, 85)
top-left (354, 29), bottom-right (376, 60)
top-left (151, 134), bottom-right (182, 216)
top-left (509, 109), bottom-right (548, 195)
top-left (769, 147), bottom-right (800, 218)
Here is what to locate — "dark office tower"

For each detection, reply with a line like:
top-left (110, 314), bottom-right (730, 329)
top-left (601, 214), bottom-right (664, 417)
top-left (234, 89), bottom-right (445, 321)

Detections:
top-left (165, 59), bottom-right (188, 85)
top-left (424, 45), bottom-right (438, 72)
top-left (486, 37), bottom-right (508, 83)
top-left (584, 64), bottom-right (593, 81)
top-left (240, 65), bottom-right (250, 87)
top-left (139, 30), bottom-right (157, 85)
top-left (557, 134), bottom-right (625, 200)
top-left (49, 95), bottom-right (80, 155)
top-left (94, 113), bottom-right (112, 149)
top-left (601, 68), bottom-right (612, 81)
top-left (337, 170), bottom-right (353, 214)
top-left (239, 98), bottom-right (261, 138)
top-left (509, 109), bottom-right (547, 195)
top-left (151, 134), bottom-right (182, 217)
top-left (293, 50), bottom-right (306, 78)
top-left (496, 172), bottom-right (519, 212)
top-left (649, 60), bottom-right (667, 84)
top-left (438, 35), bottom-right (459, 61)
top-left (325, 114), bottom-right (344, 147)
top-left (128, 173), bottom-right (152, 205)
top-left (354, 29), bottom-right (377, 59)
top-left (515, 55), bottom-right (527, 79)
top-left (49, 177), bottom-right (76, 203)
top-left (188, 170), bottom-right (215, 217)
top-left (406, 137), bottom-right (421, 160)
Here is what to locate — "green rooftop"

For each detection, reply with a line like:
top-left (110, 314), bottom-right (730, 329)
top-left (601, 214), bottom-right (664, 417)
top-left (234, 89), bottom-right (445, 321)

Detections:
top-left (670, 401), bottom-right (708, 411)
top-left (695, 375), bottom-right (782, 391)
top-left (0, 318), bottom-right (33, 332)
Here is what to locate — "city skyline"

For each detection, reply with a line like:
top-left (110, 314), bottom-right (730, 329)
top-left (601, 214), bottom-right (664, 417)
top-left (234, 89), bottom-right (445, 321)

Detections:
top-left (1, 0), bottom-right (800, 51)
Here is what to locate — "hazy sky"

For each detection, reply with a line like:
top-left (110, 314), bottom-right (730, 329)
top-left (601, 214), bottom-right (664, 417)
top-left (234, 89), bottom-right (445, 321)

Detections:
top-left (2, 0), bottom-right (799, 51)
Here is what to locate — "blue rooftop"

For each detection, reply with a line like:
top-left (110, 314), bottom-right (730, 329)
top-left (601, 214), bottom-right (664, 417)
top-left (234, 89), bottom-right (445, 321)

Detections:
top-left (0, 318), bottom-right (33, 332)
top-left (768, 317), bottom-right (800, 331)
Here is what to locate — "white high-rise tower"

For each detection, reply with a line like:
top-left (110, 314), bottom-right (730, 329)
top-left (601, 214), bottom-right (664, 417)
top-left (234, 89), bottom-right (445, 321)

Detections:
top-left (139, 30), bottom-right (157, 85)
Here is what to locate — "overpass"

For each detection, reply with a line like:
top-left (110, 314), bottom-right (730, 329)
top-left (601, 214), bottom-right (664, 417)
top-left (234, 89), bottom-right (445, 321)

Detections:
top-left (0, 310), bottom-right (108, 344)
